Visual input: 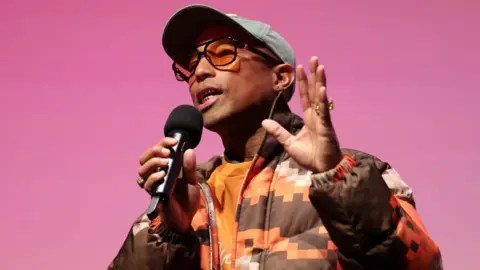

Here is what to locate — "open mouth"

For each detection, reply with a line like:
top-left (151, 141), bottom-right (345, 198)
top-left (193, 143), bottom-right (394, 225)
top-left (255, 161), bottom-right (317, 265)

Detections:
top-left (197, 88), bottom-right (223, 105)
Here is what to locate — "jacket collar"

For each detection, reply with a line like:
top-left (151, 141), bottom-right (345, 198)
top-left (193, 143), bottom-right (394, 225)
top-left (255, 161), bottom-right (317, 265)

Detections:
top-left (196, 93), bottom-right (304, 182)
top-left (255, 92), bottom-right (303, 164)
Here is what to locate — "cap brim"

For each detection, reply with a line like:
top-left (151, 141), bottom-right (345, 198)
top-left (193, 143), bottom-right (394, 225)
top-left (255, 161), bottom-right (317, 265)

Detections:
top-left (162, 5), bottom-right (251, 62)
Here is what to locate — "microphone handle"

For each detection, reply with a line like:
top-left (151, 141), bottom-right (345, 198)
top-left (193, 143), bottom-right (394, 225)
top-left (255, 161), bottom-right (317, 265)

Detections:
top-left (146, 131), bottom-right (188, 220)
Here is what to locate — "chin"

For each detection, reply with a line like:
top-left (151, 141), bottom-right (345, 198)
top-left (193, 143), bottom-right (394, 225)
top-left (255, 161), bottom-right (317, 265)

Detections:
top-left (202, 114), bottom-right (225, 132)
top-left (201, 108), bottom-right (234, 133)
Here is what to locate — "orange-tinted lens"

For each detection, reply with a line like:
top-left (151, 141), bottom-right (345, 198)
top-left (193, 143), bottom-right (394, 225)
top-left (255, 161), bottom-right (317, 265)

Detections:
top-left (173, 38), bottom-right (238, 81)
top-left (205, 39), bottom-right (237, 66)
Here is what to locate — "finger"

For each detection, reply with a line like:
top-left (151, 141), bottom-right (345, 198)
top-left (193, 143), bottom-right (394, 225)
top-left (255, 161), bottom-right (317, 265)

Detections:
top-left (309, 56), bottom-right (319, 75)
top-left (138, 157), bottom-right (169, 180)
top-left (140, 146), bottom-right (171, 166)
top-left (308, 56), bottom-right (319, 103)
top-left (316, 64), bottom-right (326, 88)
top-left (311, 64), bottom-right (332, 126)
top-left (296, 65), bottom-right (310, 111)
top-left (139, 137), bottom-right (177, 165)
top-left (183, 149), bottom-right (197, 185)
top-left (316, 86), bottom-right (334, 127)
top-left (315, 65), bottom-right (327, 95)
top-left (144, 170), bottom-right (166, 193)
top-left (262, 119), bottom-right (294, 149)
top-left (315, 81), bottom-right (327, 104)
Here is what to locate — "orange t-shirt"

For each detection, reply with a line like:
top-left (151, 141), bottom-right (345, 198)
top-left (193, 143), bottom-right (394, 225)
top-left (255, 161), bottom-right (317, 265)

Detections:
top-left (206, 157), bottom-right (252, 270)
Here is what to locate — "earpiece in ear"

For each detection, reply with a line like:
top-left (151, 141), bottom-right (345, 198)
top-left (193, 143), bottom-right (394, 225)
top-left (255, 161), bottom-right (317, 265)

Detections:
top-left (273, 84), bottom-right (286, 93)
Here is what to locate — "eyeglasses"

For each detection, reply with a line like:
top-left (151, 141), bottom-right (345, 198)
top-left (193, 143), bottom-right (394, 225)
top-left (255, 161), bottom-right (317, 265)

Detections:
top-left (172, 37), bottom-right (282, 81)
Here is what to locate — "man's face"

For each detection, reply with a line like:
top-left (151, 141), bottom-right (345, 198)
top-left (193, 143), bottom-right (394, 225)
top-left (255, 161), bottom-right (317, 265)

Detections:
top-left (176, 27), bottom-right (279, 131)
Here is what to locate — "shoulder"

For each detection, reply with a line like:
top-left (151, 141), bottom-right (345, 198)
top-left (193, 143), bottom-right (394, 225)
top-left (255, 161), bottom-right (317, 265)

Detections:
top-left (341, 148), bottom-right (391, 171)
top-left (341, 148), bottom-right (415, 204)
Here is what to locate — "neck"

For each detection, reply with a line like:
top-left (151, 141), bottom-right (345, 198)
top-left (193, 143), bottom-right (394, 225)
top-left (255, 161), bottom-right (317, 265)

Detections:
top-left (215, 93), bottom-right (289, 162)
top-left (213, 105), bottom-right (268, 162)
top-left (221, 125), bottom-right (265, 162)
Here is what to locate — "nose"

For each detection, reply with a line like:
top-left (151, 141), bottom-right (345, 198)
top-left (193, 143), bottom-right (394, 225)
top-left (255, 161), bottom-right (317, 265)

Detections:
top-left (193, 56), bottom-right (215, 82)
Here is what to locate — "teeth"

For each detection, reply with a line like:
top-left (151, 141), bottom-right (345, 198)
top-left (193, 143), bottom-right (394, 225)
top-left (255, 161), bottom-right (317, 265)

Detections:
top-left (199, 89), bottom-right (220, 104)
top-left (202, 96), bottom-right (211, 104)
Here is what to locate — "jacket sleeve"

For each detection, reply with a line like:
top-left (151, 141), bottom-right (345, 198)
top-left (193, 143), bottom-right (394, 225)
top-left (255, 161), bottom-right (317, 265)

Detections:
top-left (308, 149), bottom-right (443, 270)
top-left (107, 213), bottom-right (200, 270)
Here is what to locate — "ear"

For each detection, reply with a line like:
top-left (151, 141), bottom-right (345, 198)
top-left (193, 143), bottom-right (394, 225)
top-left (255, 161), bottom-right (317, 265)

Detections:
top-left (271, 64), bottom-right (295, 94)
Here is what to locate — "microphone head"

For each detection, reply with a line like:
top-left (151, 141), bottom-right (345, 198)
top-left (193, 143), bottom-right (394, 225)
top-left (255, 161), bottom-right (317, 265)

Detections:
top-left (164, 104), bottom-right (203, 149)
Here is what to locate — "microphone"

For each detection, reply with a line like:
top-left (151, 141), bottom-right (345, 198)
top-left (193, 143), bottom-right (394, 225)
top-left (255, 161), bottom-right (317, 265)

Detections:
top-left (146, 104), bottom-right (203, 220)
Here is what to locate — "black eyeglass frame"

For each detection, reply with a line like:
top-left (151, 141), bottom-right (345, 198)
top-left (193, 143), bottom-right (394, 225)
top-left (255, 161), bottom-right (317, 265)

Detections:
top-left (172, 37), bottom-right (283, 81)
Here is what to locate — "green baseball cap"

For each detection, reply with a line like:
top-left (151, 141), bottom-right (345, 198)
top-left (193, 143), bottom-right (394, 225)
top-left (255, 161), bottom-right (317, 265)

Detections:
top-left (161, 4), bottom-right (296, 100)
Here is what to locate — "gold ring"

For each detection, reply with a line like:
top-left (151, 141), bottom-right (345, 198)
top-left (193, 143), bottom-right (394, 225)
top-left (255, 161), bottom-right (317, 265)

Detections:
top-left (137, 176), bottom-right (146, 187)
top-left (314, 104), bottom-right (321, 115)
top-left (328, 99), bottom-right (334, 110)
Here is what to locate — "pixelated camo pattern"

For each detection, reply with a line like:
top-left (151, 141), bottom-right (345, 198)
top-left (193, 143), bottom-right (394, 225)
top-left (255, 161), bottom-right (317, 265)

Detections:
top-left (108, 112), bottom-right (442, 270)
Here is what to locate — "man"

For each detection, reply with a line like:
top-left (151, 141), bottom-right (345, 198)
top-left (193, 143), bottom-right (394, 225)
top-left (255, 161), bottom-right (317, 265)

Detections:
top-left (109, 4), bottom-right (442, 270)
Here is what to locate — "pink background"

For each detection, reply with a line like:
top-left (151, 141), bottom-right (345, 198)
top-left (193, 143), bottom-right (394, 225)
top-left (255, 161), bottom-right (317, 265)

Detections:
top-left (1, 0), bottom-right (478, 269)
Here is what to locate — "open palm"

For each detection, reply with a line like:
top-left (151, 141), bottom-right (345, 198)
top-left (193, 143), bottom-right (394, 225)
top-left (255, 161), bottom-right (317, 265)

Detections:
top-left (262, 57), bottom-right (342, 173)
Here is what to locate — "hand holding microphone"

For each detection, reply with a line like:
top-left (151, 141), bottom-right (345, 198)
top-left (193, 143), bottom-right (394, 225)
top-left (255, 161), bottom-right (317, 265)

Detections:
top-left (137, 105), bottom-right (203, 233)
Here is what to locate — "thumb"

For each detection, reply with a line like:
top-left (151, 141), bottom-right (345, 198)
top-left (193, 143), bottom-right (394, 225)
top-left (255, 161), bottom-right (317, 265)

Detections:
top-left (262, 119), bottom-right (294, 148)
top-left (183, 149), bottom-right (197, 185)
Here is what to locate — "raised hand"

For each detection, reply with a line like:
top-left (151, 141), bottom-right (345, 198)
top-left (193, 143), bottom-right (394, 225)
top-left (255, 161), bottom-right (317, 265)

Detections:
top-left (262, 56), bottom-right (342, 173)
